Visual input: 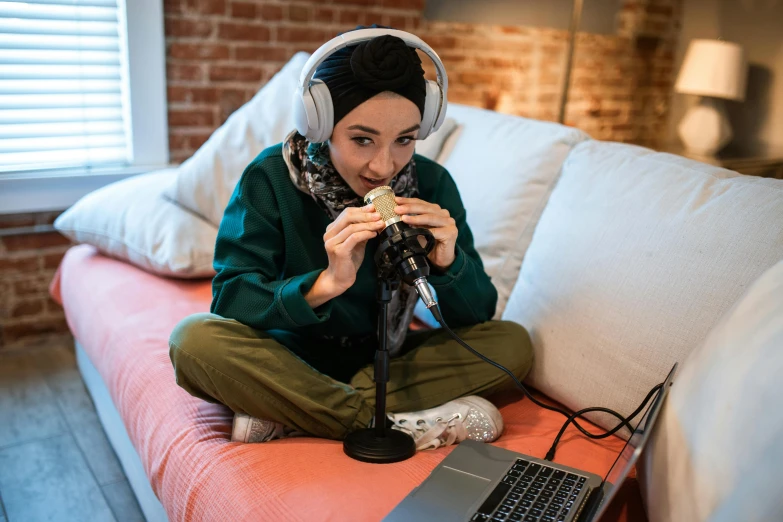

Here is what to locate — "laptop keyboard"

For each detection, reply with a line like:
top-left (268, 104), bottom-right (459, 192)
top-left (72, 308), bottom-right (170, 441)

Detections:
top-left (471, 458), bottom-right (588, 522)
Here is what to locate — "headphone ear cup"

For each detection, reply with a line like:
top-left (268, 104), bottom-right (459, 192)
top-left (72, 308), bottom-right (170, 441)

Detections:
top-left (292, 85), bottom-right (316, 138)
top-left (418, 80), bottom-right (443, 140)
top-left (433, 84), bottom-right (448, 133)
top-left (308, 80), bottom-right (334, 143)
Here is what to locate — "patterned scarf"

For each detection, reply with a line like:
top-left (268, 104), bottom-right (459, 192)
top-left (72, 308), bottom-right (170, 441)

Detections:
top-left (283, 130), bottom-right (420, 358)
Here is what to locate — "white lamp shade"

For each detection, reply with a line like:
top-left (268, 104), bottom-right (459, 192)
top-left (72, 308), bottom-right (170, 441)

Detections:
top-left (675, 39), bottom-right (748, 101)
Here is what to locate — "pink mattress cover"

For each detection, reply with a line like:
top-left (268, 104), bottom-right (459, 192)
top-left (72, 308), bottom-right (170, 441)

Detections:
top-left (50, 245), bottom-right (646, 522)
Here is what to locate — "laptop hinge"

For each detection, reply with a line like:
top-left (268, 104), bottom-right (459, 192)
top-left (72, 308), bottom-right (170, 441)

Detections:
top-left (575, 486), bottom-right (604, 522)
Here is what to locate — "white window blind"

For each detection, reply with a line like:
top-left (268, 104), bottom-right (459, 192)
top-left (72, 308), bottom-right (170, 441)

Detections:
top-left (0, 0), bottom-right (131, 174)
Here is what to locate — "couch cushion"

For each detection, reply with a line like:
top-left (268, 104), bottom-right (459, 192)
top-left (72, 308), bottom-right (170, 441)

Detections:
top-left (54, 170), bottom-right (217, 278)
top-left (640, 258), bottom-right (783, 522)
top-left (163, 52), bottom-right (310, 226)
top-left (441, 105), bottom-right (589, 318)
top-left (503, 140), bottom-right (783, 431)
top-left (52, 244), bottom-right (642, 522)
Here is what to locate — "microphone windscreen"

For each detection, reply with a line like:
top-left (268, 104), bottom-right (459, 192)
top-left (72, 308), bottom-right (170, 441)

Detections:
top-left (364, 186), bottom-right (400, 225)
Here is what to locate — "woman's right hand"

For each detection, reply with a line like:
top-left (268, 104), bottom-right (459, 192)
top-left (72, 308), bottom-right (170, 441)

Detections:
top-left (305, 204), bottom-right (383, 309)
top-left (320, 204), bottom-right (384, 294)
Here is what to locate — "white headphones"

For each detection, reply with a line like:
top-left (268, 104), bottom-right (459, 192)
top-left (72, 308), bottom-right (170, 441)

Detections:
top-left (292, 28), bottom-right (449, 143)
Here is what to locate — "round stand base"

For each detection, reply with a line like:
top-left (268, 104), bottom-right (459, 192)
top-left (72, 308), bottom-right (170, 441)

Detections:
top-left (343, 428), bottom-right (416, 464)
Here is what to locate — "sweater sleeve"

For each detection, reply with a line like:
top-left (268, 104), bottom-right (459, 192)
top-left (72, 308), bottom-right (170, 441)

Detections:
top-left (210, 160), bottom-right (332, 331)
top-left (425, 170), bottom-right (498, 327)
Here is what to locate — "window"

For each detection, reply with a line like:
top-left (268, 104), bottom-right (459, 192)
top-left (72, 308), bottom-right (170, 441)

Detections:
top-left (1, 0), bottom-right (130, 172)
top-left (0, 0), bottom-right (168, 213)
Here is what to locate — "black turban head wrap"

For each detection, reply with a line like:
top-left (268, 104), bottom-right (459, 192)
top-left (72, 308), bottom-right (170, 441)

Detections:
top-left (313, 25), bottom-right (427, 129)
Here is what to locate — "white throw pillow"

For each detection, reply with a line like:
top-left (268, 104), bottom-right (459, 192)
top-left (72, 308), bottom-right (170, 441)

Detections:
top-left (435, 123), bottom-right (463, 166)
top-left (414, 117), bottom-right (460, 164)
top-left (54, 171), bottom-right (217, 278)
top-left (639, 259), bottom-right (783, 522)
top-left (163, 52), bottom-right (310, 226)
top-left (503, 140), bottom-right (783, 430)
top-left (441, 104), bottom-right (590, 318)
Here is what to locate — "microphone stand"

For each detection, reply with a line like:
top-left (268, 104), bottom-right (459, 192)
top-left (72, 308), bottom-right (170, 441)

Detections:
top-left (343, 193), bottom-right (435, 464)
top-left (342, 273), bottom-right (416, 464)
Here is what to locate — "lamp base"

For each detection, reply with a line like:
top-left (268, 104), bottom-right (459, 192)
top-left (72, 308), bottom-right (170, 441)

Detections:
top-left (678, 96), bottom-right (732, 157)
top-left (343, 428), bottom-right (416, 464)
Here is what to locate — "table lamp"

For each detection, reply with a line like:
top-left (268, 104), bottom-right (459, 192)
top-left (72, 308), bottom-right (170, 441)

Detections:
top-left (675, 39), bottom-right (748, 156)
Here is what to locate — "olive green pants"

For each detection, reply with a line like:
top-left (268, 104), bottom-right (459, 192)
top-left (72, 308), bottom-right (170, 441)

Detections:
top-left (168, 312), bottom-right (533, 440)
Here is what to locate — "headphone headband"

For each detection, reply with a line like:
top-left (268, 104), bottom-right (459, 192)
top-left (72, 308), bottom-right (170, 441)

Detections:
top-left (299, 28), bottom-right (449, 101)
top-left (292, 28), bottom-right (448, 142)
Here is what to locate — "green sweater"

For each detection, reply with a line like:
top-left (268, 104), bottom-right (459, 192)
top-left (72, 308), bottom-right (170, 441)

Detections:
top-left (211, 144), bottom-right (498, 377)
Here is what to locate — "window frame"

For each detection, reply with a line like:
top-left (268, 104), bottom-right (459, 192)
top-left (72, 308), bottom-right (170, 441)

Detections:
top-left (0, 0), bottom-right (171, 215)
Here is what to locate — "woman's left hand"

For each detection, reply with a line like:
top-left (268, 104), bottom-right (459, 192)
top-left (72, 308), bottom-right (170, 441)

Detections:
top-left (394, 196), bottom-right (458, 272)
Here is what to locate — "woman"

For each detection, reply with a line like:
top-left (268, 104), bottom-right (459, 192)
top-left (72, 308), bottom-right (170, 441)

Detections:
top-left (168, 28), bottom-right (533, 451)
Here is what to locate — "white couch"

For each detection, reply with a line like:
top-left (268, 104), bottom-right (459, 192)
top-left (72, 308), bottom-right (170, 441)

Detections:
top-left (54, 52), bottom-right (783, 522)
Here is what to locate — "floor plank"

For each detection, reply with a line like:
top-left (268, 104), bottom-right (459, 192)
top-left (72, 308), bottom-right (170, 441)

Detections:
top-left (0, 434), bottom-right (116, 522)
top-left (102, 480), bottom-right (145, 522)
top-left (29, 345), bottom-right (126, 485)
top-left (0, 351), bottom-right (69, 449)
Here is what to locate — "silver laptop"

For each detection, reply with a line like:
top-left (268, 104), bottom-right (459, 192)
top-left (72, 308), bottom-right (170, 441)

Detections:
top-left (385, 364), bottom-right (676, 522)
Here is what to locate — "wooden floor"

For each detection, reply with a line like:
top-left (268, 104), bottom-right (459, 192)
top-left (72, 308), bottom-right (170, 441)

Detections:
top-left (0, 336), bottom-right (144, 522)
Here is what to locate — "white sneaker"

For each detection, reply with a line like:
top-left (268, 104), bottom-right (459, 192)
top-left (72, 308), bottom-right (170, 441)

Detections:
top-left (387, 396), bottom-right (504, 451)
top-left (231, 413), bottom-right (304, 443)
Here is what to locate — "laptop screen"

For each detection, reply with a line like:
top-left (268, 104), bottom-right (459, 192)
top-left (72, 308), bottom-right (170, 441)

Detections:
top-left (591, 363), bottom-right (677, 520)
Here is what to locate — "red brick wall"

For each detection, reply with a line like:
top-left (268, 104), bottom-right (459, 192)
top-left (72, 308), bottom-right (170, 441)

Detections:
top-left (430, 0), bottom-right (681, 147)
top-left (166, 0), bottom-right (682, 162)
top-left (414, 0), bottom-right (679, 147)
top-left (164, 0), bottom-right (425, 163)
top-left (0, 213), bottom-right (72, 349)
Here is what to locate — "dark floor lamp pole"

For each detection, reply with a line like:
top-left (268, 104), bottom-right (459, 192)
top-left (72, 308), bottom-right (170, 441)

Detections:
top-left (558, 0), bottom-right (584, 124)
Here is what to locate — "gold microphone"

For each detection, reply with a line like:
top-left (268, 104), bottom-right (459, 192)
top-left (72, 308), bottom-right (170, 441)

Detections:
top-left (364, 186), bottom-right (401, 227)
top-left (363, 186), bottom-right (438, 310)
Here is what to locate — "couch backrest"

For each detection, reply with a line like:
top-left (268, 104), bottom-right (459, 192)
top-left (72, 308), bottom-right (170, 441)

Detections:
top-left (503, 139), bottom-right (783, 431)
top-left (441, 104), bottom-right (589, 318)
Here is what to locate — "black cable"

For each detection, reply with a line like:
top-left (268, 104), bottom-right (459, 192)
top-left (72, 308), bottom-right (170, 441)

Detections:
top-left (543, 383), bottom-right (662, 461)
top-left (428, 304), bottom-right (662, 460)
